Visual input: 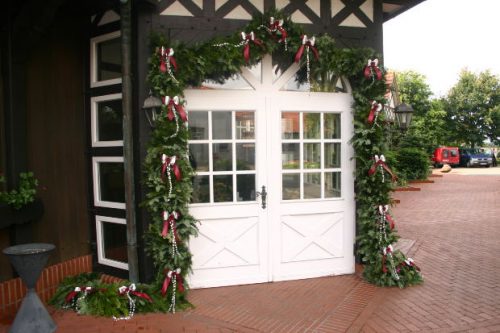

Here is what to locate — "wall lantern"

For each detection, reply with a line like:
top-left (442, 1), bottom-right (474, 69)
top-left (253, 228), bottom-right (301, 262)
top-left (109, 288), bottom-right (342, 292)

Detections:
top-left (394, 103), bottom-right (414, 131)
top-left (142, 90), bottom-right (162, 128)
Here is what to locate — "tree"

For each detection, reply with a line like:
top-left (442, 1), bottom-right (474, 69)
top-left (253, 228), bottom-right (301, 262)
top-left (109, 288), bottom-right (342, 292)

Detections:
top-left (486, 104), bottom-right (500, 145)
top-left (396, 70), bottom-right (433, 117)
top-left (400, 99), bottom-right (451, 154)
top-left (389, 71), bottom-right (449, 154)
top-left (444, 69), bottom-right (500, 147)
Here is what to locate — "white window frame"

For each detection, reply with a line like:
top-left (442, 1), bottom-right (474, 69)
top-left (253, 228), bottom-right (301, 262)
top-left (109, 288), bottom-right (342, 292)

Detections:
top-left (91, 93), bottom-right (123, 147)
top-left (92, 156), bottom-right (126, 209)
top-left (280, 111), bottom-right (343, 201)
top-left (90, 31), bottom-right (122, 88)
top-left (189, 110), bottom-right (258, 205)
top-left (95, 215), bottom-right (128, 270)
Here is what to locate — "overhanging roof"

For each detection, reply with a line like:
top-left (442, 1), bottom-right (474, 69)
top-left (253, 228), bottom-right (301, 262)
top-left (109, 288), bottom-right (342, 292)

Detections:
top-left (383, 0), bottom-right (426, 22)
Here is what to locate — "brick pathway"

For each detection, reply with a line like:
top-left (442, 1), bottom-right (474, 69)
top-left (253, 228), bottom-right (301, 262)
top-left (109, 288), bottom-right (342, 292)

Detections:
top-left (1, 173), bottom-right (499, 332)
top-left (359, 174), bottom-right (500, 333)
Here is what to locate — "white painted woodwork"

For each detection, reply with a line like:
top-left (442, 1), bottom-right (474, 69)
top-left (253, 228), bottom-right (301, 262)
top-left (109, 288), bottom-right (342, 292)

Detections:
top-left (186, 55), bottom-right (355, 288)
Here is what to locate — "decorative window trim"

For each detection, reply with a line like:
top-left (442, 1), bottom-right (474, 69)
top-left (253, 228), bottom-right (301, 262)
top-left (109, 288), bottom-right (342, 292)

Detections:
top-left (91, 93), bottom-right (123, 147)
top-left (92, 156), bottom-right (126, 209)
top-left (95, 215), bottom-right (128, 270)
top-left (90, 31), bottom-right (122, 88)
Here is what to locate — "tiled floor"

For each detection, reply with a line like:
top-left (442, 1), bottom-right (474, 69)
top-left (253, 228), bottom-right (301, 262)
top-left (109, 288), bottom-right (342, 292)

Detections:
top-left (2, 172), bottom-right (500, 332)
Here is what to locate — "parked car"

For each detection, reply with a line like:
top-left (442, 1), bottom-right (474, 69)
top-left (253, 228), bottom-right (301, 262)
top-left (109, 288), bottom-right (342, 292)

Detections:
top-left (431, 147), bottom-right (460, 167)
top-left (459, 148), bottom-right (493, 167)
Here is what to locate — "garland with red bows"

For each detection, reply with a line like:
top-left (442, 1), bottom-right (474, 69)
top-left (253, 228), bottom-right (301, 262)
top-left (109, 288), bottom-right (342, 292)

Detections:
top-left (144, 9), bottom-right (422, 315)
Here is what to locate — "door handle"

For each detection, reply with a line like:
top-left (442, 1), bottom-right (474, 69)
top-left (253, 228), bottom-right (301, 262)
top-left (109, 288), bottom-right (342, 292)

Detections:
top-left (256, 186), bottom-right (267, 209)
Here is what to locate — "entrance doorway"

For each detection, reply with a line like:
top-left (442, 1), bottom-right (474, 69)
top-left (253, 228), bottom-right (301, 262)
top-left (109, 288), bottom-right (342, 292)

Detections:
top-left (186, 55), bottom-right (355, 288)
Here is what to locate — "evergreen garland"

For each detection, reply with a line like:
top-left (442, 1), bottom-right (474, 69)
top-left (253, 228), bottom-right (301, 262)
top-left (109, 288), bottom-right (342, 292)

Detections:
top-left (52, 9), bottom-right (422, 319)
top-left (145, 10), bottom-right (422, 305)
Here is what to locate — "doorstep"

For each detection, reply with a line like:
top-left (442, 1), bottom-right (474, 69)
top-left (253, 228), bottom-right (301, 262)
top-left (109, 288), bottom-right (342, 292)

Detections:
top-left (394, 186), bottom-right (421, 192)
top-left (409, 179), bottom-right (435, 184)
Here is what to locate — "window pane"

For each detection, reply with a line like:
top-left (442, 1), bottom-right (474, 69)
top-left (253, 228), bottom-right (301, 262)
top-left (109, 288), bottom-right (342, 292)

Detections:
top-left (236, 143), bottom-right (255, 170)
top-left (99, 162), bottom-right (125, 203)
top-left (190, 144), bottom-right (209, 172)
top-left (282, 143), bottom-right (300, 169)
top-left (281, 112), bottom-right (299, 139)
top-left (281, 70), bottom-right (309, 91)
top-left (325, 172), bottom-right (341, 198)
top-left (304, 173), bottom-right (321, 199)
top-left (325, 143), bottom-right (341, 168)
top-left (189, 111), bottom-right (208, 140)
top-left (282, 174), bottom-right (300, 200)
top-left (214, 175), bottom-right (233, 202)
top-left (237, 174), bottom-right (255, 202)
top-left (324, 113), bottom-right (341, 139)
top-left (199, 73), bottom-right (253, 90)
top-left (103, 222), bottom-right (127, 263)
top-left (236, 112), bottom-right (255, 139)
top-left (304, 143), bottom-right (321, 169)
top-left (303, 113), bottom-right (320, 139)
top-left (213, 143), bottom-right (232, 171)
top-left (212, 112), bottom-right (232, 139)
top-left (192, 175), bottom-right (210, 203)
top-left (97, 99), bottom-right (122, 141)
top-left (97, 38), bottom-right (121, 81)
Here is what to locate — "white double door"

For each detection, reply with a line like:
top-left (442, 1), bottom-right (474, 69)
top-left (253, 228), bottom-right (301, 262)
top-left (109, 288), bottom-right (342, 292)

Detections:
top-left (186, 56), bottom-right (355, 288)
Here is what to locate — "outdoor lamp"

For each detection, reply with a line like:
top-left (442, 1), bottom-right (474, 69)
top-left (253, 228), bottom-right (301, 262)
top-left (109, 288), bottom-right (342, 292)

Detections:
top-left (394, 103), bottom-right (414, 130)
top-left (142, 90), bottom-right (162, 128)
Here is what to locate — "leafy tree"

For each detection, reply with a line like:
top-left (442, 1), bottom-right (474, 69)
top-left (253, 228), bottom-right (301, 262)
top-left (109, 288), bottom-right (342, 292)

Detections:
top-left (396, 70), bottom-right (433, 117)
top-left (486, 104), bottom-right (500, 145)
top-left (400, 99), bottom-right (452, 154)
top-left (444, 69), bottom-right (500, 147)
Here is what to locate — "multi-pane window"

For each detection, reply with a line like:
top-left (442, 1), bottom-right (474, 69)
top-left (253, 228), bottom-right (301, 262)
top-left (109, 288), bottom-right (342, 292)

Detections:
top-left (281, 112), bottom-right (341, 200)
top-left (89, 26), bottom-right (126, 270)
top-left (189, 111), bottom-right (256, 204)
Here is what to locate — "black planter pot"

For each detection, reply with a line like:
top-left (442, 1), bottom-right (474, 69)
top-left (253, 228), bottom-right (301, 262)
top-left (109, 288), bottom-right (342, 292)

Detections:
top-left (0, 198), bottom-right (44, 229)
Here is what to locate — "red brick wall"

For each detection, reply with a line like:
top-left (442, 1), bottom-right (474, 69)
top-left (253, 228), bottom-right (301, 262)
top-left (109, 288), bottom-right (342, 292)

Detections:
top-left (0, 254), bottom-right (92, 323)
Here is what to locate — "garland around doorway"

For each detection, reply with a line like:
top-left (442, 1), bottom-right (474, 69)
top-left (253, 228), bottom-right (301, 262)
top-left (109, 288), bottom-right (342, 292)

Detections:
top-left (51, 9), bottom-right (422, 318)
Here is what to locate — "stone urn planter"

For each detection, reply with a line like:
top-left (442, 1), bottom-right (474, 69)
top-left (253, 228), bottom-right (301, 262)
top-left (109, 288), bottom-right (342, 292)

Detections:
top-left (2, 243), bottom-right (56, 333)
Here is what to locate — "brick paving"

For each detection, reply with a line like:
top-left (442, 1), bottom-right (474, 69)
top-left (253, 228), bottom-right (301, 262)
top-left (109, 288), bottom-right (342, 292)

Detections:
top-left (1, 172), bottom-right (499, 332)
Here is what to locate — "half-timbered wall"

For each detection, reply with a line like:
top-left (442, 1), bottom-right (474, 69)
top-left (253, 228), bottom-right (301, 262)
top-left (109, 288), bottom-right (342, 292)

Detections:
top-left (149, 0), bottom-right (383, 50)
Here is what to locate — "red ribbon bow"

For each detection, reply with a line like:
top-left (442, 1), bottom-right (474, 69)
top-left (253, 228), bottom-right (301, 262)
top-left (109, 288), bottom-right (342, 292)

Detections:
top-left (268, 17), bottom-right (287, 44)
top-left (368, 101), bottom-right (383, 124)
top-left (65, 286), bottom-right (92, 303)
top-left (162, 211), bottom-right (181, 241)
top-left (294, 35), bottom-right (319, 63)
top-left (368, 155), bottom-right (397, 182)
top-left (241, 31), bottom-right (263, 63)
top-left (161, 154), bottom-right (182, 181)
top-left (161, 268), bottom-right (185, 296)
top-left (363, 58), bottom-right (382, 81)
top-left (118, 284), bottom-right (153, 302)
top-left (379, 205), bottom-right (395, 230)
top-left (159, 46), bottom-right (178, 73)
top-left (162, 96), bottom-right (187, 122)
top-left (382, 245), bottom-right (394, 273)
top-left (404, 258), bottom-right (421, 272)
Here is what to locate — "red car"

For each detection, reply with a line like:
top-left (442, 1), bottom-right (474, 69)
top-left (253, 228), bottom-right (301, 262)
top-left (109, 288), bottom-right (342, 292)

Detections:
top-left (432, 147), bottom-right (460, 167)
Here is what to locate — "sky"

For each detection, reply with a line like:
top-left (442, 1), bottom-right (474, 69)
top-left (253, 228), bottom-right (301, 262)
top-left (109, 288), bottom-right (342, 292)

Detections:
top-left (383, 0), bottom-right (500, 97)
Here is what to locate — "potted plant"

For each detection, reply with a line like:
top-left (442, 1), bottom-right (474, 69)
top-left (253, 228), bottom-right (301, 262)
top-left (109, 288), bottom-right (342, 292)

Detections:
top-left (0, 172), bottom-right (44, 229)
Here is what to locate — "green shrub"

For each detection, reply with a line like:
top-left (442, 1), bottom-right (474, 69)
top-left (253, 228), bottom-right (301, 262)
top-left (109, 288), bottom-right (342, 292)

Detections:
top-left (0, 172), bottom-right (38, 209)
top-left (393, 147), bottom-right (431, 181)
